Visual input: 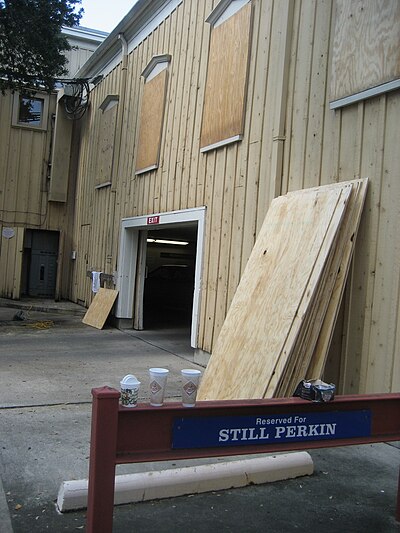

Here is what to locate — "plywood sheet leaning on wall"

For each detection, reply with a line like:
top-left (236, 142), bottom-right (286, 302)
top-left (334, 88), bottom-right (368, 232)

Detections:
top-left (277, 179), bottom-right (369, 397)
top-left (197, 179), bottom-right (368, 401)
top-left (82, 288), bottom-right (119, 330)
top-left (304, 179), bottom-right (369, 384)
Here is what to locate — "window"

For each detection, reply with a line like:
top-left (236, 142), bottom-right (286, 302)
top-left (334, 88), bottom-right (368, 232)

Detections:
top-left (12, 93), bottom-right (49, 130)
top-left (96, 95), bottom-right (119, 188)
top-left (330, 0), bottom-right (400, 109)
top-left (200, 0), bottom-right (253, 152)
top-left (135, 54), bottom-right (171, 175)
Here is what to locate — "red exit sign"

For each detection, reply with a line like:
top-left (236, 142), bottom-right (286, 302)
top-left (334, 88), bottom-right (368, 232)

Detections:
top-left (147, 216), bottom-right (160, 225)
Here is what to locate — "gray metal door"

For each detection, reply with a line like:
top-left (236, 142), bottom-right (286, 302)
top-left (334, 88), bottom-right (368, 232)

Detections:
top-left (28, 231), bottom-right (59, 297)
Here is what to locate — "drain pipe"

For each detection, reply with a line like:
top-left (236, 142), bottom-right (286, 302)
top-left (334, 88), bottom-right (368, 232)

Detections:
top-left (271, 0), bottom-right (294, 201)
top-left (108, 33), bottom-right (129, 272)
top-left (112, 32), bottom-right (129, 188)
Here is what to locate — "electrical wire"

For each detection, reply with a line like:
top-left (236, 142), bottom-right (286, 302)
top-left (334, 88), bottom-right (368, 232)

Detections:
top-left (55, 78), bottom-right (90, 120)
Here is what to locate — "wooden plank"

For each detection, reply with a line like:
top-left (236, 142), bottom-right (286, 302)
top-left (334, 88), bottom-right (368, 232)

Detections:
top-left (302, 0), bottom-right (331, 189)
top-left (286, 0), bottom-right (316, 192)
top-left (306, 178), bottom-right (368, 381)
top-left (280, 180), bottom-right (367, 395)
top-left (203, 147), bottom-right (226, 350)
top-left (179, 0), bottom-right (201, 209)
top-left (264, 183), bottom-right (352, 397)
top-left (263, 0), bottom-right (294, 205)
top-left (82, 288), bottom-right (119, 329)
top-left (197, 182), bottom-right (351, 400)
top-left (12, 227), bottom-right (24, 299)
top-left (188, 0), bottom-right (212, 209)
top-left (213, 143), bottom-right (237, 340)
top-left (171, 0), bottom-right (192, 211)
top-left (345, 97), bottom-right (385, 393)
top-left (0, 227), bottom-right (12, 297)
top-left (363, 93), bottom-right (400, 393)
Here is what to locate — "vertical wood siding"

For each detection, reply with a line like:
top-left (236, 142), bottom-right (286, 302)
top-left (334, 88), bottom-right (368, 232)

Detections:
top-left (282, 0), bottom-right (400, 394)
top-left (71, 0), bottom-right (400, 393)
top-left (0, 91), bottom-right (77, 299)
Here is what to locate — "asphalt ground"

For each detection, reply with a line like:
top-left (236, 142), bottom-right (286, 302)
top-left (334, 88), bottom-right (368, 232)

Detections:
top-left (0, 299), bottom-right (399, 532)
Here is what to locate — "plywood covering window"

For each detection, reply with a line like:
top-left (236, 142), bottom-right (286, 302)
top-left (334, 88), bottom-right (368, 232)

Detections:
top-left (330, 0), bottom-right (400, 109)
top-left (200, 0), bottom-right (252, 152)
top-left (135, 55), bottom-right (171, 175)
top-left (96, 95), bottom-right (119, 188)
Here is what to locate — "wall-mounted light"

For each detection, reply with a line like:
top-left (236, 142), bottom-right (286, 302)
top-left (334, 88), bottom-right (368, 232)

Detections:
top-left (147, 238), bottom-right (189, 246)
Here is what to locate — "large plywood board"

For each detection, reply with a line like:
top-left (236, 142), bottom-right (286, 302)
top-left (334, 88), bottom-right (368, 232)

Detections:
top-left (306, 178), bottom-right (369, 381)
top-left (278, 179), bottom-right (369, 396)
top-left (265, 184), bottom-right (352, 397)
top-left (82, 288), bottom-right (118, 330)
top-left (96, 103), bottom-right (118, 186)
top-left (331, 0), bottom-right (400, 102)
top-left (197, 182), bottom-right (353, 400)
top-left (200, 2), bottom-right (252, 149)
top-left (136, 69), bottom-right (168, 173)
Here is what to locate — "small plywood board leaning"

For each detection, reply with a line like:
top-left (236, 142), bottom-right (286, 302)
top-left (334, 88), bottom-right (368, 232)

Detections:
top-left (197, 179), bottom-right (368, 401)
top-left (82, 288), bottom-right (119, 330)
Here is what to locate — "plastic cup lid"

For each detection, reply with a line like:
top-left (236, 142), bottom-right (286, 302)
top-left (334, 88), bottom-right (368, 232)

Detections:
top-left (181, 369), bottom-right (202, 375)
top-left (149, 368), bottom-right (169, 374)
top-left (120, 374), bottom-right (141, 387)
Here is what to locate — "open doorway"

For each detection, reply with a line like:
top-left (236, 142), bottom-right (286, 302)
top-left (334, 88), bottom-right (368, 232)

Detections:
top-left (143, 224), bottom-right (197, 328)
top-left (116, 207), bottom-right (206, 348)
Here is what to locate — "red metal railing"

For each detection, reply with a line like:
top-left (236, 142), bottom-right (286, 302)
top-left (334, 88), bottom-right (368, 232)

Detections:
top-left (86, 388), bottom-right (400, 532)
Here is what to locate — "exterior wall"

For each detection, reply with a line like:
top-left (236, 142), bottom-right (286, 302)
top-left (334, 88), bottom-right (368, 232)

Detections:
top-left (281, 0), bottom-right (400, 395)
top-left (0, 90), bottom-right (74, 299)
top-left (69, 0), bottom-right (399, 394)
top-left (62, 26), bottom-right (108, 78)
top-left (0, 27), bottom-right (105, 300)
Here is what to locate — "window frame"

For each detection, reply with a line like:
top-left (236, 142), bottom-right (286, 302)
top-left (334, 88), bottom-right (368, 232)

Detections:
top-left (12, 92), bottom-right (50, 131)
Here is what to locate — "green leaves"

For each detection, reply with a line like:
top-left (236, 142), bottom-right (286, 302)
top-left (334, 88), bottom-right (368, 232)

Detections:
top-left (0, 0), bottom-right (83, 92)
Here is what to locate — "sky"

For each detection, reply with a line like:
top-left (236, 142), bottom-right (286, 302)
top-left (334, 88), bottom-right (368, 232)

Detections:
top-left (78, 0), bottom-right (138, 33)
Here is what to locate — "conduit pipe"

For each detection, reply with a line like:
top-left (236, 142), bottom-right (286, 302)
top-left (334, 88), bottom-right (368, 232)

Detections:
top-left (108, 32), bottom-right (129, 268)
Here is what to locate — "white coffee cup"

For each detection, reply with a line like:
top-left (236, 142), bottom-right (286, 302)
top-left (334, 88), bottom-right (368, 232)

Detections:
top-left (149, 368), bottom-right (169, 406)
top-left (120, 374), bottom-right (141, 408)
top-left (181, 369), bottom-right (202, 407)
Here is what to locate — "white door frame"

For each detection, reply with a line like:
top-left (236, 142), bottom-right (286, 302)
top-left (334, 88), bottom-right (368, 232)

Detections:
top-left (115, 206), bottom-right (206, 347)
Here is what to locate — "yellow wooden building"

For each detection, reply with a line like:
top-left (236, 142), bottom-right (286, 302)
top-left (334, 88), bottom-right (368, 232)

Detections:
top-left (1, 0), bottom-right (399, 395)
top-left (0, 26), bottom-right (106, 300)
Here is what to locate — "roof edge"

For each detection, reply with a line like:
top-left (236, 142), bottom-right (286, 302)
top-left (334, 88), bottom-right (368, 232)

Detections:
top-left (76, 0), bottom-right (181, 80)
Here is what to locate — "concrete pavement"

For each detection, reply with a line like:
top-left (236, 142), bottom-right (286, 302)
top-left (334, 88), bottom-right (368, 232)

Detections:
top-left (0, 299), bottom-right (399, 532)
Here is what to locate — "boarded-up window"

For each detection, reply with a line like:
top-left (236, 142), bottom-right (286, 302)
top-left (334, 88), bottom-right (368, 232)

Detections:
top-left (330, 0), bottom-right (400, 109)
top-left (200, 0), bottom-right (252, 152)
top-left (135, 55), bottom-right (171, 175)
top-left (96, 95), bottom-right (119, 187)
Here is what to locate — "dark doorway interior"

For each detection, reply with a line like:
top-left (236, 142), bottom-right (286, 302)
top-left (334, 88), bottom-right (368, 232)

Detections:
top-left (21, 230), bottom-right (59, 298)
top-left (143, 224), bottom-right (198, 329)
